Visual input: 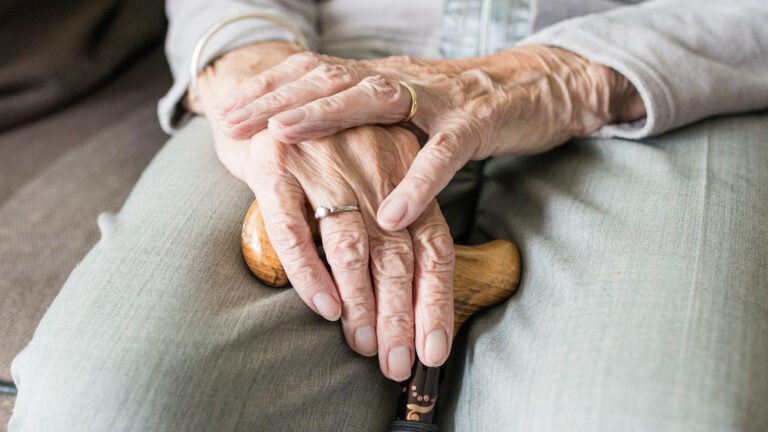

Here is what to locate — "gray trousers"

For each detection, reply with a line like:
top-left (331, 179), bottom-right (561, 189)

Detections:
top-left (10, 113), bottom-right (768, 431)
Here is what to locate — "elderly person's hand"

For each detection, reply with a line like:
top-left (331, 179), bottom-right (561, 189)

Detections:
top-left (216, 45), bottom-right (646, 231)
top-left (192, 43), bottom-right (455, 381)
top-left (245, 126), bottom-right (455, 382)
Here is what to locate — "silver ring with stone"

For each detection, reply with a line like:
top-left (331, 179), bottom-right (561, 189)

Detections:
top-left (314, 205), bottom-right (360, 220)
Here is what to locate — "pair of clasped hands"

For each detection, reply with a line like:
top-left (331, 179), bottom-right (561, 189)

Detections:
top-left (188, 41), bottom-right (643, 381)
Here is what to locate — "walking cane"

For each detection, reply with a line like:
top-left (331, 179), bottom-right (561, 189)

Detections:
top-left (241, 200), bottom-right (521, 431)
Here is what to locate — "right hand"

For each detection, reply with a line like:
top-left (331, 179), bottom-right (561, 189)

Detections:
top-left (194, 43), bottom-right (456, 381)
top-left (215, 47), bottom-right (645, 233)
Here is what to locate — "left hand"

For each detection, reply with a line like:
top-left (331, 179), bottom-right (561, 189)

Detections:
top-left (215, 46), bottom-right (645, 232)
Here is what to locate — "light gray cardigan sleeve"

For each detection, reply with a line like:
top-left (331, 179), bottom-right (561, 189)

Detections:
top-left (158, 0), bottom-right (319, 134)
top-left (520, 0), bottom-right (768, 139)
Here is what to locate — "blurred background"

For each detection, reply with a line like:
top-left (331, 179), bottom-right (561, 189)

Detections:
top-left (0, 1), bottom-right (168, 427)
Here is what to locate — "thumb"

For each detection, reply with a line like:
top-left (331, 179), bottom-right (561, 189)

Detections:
top-left (377, 129), bottom-right (472, 231)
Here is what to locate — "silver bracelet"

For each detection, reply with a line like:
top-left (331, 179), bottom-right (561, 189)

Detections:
top-left (189, 13), bottom-right (308, 96)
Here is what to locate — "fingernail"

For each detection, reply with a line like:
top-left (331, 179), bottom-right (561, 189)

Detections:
top-left (223, 107), bottom-right (252, 126)
top-left (378, 197), bottom-right (408, 229)
top-left (216, 94), bottom-right (239, 113)
top-left (425, 330), bottom-right (448, 366)
top-left (354, 326), bottom-right (377, 356)
top-left (270, 109), bottom-right (306, 127)
top-left (313, 292), bottom-right (341, 321)
top-left (388, 346), bottom-right (412, 381)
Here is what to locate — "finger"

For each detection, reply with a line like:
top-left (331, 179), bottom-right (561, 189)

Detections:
top-left (250, 169), bottom-right (341, 321)
top-left (377, 128), bottom-right (473, 232)
top-left (307, 195), bottom-right (377, 357)
top-left (368, 227), bottom-right (416, 381)
top-left (221, 63), bottom-right (366, 140)
top-left (408, 200), bottom-right (454, 367)
top-left (215, 51), bottom-right (324, 115)
top-left (267, 75), bottom-right (414, 144)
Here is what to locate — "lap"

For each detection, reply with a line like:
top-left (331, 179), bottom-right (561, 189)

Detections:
top-left (11, 112), bottom-right (768, 431)
top-left (443, 112), bottom-right (768, 431)
top-left (10, 117), bottom-right (398, 431)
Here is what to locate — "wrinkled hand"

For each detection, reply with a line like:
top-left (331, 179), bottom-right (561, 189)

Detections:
top-left (244, 126), bottom-right (455, 381)
top-left (216, 45), bottom-right (645, 231)
top-left (194, 43), bottom-right (455, 381)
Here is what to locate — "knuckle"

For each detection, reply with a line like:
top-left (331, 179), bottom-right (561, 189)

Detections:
top-left (462, 68), bottom-right (495, 89)
top-left (420, 294), bottom-right (454, 313)
top-left (313, 64), bottom-right (355, 86)
top-left (245, 75), bottom-right (270, 94)
top-left (429, 132), bottom-right (463, 164)
top-left (405, 170), bottom-right (438, 195)
top-left (379, 310), bottom-right (414, 333)
top-left (370, 239), bottom-right (414, 280)
top-left (310, 96), bottom-right (342, 113)
top-left (288, 51), bottom-right (320, 69)
top-left (415, 230), bottom-right (455, 273)
top-left (289, 263), bottom-right (325, 288)
top-left (325, 230), bottom-right (368, 270)
top-left (261, 90), bottom-right (295, 108)
top-left (342, 293), bottom-right (375, 320)
top-left (361, 75), bottom-right (399, 102)
top-left (268, 217), bottom-right (309, 253)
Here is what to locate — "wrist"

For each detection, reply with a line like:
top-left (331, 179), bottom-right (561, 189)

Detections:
top-left (548, 46), bottom-right (646, 130)
top-left (186, 41), bottom-right (304, 115)
top-left (601, 66), bottom-right (646, 124)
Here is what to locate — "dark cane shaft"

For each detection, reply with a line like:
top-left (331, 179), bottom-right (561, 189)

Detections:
top-left (390, 359), bottom-right (441, 431)
top-left (396, 360), bottom-right (440, 423)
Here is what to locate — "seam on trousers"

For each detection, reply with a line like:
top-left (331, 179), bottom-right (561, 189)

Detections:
top-left (676, 125), bottom-right (710, 387)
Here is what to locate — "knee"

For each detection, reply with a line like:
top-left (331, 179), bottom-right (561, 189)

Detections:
top-left (10, 333), bottom-right (220, 431)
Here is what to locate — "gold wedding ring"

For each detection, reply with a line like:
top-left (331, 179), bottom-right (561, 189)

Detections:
top-left (398, 81), bottom-right (418, 123)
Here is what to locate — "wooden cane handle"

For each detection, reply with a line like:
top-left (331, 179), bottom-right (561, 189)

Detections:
top-left (242, 199), bottom-right (521, 334)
